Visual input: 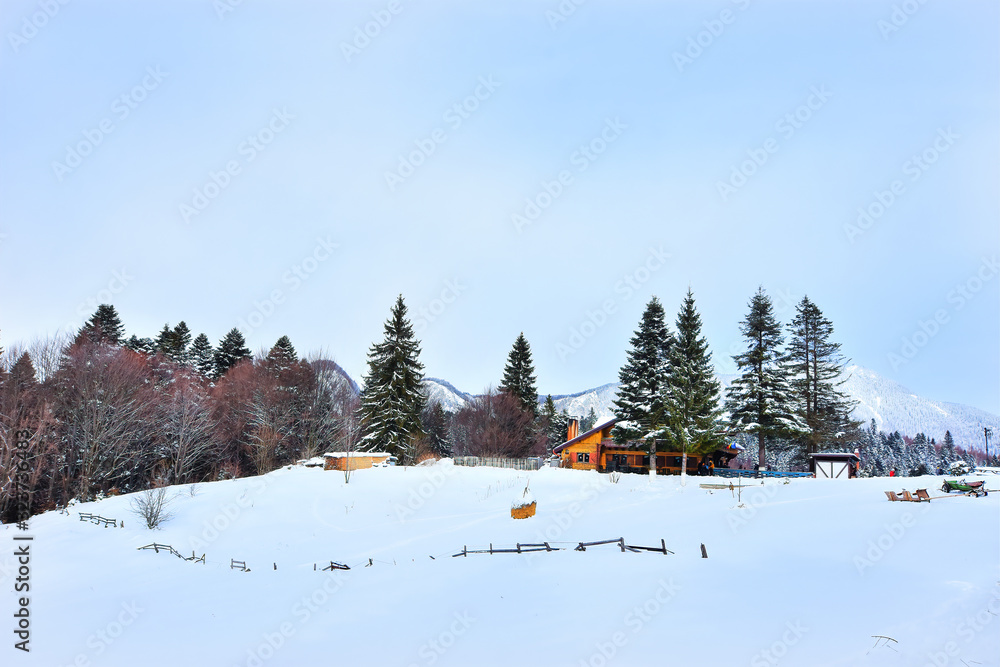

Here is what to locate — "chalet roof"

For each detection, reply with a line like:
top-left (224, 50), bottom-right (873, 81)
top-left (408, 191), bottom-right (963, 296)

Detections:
top-left (553, 418), bottom-right (618, 454)
top-left (323, 451), bottom-right (391, 458)
top-left (808, 452), bottom-right (860, 461)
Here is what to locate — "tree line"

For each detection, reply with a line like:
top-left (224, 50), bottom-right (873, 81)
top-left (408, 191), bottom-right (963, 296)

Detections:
top-left (2, 289), bottom-right (990, 520)
top-left (0, 306), bottom-right (357, 520)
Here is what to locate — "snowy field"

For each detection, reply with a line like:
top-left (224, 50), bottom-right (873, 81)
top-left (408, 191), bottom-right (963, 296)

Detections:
top-left (5, 461), bottom-right (999, 667)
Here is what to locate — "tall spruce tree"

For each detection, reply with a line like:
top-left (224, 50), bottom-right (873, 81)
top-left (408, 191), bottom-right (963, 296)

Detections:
top-left (190, 334), bottom-right (215, 377)
top-left (77, 304), bottom-right (125, 346)
top-left (612, 297), bottom-right (673, 473)
top-left (581, 407), bottom-right (598, 432)
top-left (662, 289), bottom-right (725, 476)
top-left (786, 297), bottom-right (858, 457)
top-left (356, 296), bottom-right (427, 463)
top-left (266, 335), bottom-right (298, 374)
top-left (213, 328), bottom-right (251, 379)
top-left (725, 288), bottom-right (807, 470)
top-left (540, 394), bottom-right (569, 455)
top-left (421, 401), bottom-right (452, 457)
top-left (498, 332), bottom-right (539, 418)
top-left (154, 324), bottom-right (176, 356)
top-left (172, 322), bottom-right (193, 364)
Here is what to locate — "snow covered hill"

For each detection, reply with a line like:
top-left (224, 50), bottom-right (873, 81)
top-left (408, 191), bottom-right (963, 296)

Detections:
top-left (422, 377), bottom-right (475, 412)
top-left (421, 367), bottom-right (998, 451)
top-left (9, 463), bottom-right (998, 666)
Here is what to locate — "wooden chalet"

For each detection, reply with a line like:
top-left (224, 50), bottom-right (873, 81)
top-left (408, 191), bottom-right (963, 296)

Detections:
top-left (553, 418), bottom-right (738, 475)
top-left (809, 452), bottom-right (860, 479)
top-left (323, 451), bottom-right (391, 471)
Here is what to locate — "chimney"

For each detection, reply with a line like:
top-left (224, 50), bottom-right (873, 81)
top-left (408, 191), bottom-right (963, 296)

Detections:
top-left (567, 418), bottom-right (579, 442)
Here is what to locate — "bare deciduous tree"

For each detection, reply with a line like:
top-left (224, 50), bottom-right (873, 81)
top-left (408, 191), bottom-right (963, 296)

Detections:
top-left (130, 486), bottom-right (173, 529)
top-left (450, 388), bottom-right (544, 458)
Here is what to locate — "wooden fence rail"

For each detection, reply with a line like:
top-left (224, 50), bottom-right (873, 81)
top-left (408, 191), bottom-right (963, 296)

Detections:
top-left (79, 512), bottom-right (119, 528)
top-left (453, 538), bottom-right (672, 558)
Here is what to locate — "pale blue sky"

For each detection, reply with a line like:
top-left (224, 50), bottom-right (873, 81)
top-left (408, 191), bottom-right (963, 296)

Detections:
top-left (1, 0), bottom-right (997, 414)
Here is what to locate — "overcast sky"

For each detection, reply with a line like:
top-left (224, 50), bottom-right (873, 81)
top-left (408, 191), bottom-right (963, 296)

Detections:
top-left (1, 0), bottom-right (997, 414)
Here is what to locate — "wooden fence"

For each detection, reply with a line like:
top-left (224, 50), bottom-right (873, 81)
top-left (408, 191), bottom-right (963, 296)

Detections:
top-left (137, 543), bottom-right (205, 563)
top-left (452, 456), bottom-right (543, 471)
top-left (79, 512), bottom-right (119, 528)
top-left (452, 537), bottom-right (672, 557)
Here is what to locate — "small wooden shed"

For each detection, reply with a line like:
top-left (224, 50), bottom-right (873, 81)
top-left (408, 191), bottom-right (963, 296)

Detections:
top-left (323, 451), bottom-right (391, 471)
top-left (809, 452), bottom-right (860, 479)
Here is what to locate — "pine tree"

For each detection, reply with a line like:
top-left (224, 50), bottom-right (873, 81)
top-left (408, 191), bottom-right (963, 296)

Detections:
top-left (859, 419), bottom-right (886, 476)
top-left (190, 334), bottom-right (215, 377)
top-left (908, 433), bottom-right (934, 476)
top-left (154, 324), bottom-right (176, 356)
top-left (581, 407), bottom-right (598, 432)
top-left (266, 336), bottom-right (298, 375)
top-left (786, 296), bottom-right (859, 457)
top-left (124, 335), bottom-right (156, 356)
top-left (539, 394), bottom-right (569, 454)
top-left (213, 328), bottom-right (251, 379)
top-left (725, 287), bottom-right (807, 470)
top-left (498, 333), bottom-right (538, 418)
top-left (356, 296), bottom-right (427, 463)
top-left (77, 304), bottom-right (125, 345)
top-left (939, 430), bottom-right (957, 469)
top-left (612, 297), bottom-right (673, 448)
top-left (172, 322), bottom-right (192, 364)
top-left (662, 289), bottom-right (725, 476)
top-left (421, 401), bottom-right (452, 457)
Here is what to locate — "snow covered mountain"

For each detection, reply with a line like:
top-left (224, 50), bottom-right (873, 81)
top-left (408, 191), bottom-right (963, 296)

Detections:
top-left (421, 367), bottom-right (998, 451)
top-left (422, 377), bottom-right (475, 412)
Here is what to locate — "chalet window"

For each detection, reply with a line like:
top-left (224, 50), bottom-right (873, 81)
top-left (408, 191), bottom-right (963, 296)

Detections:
top-left (577, 453), bottom-right (584, 463)
top-left (584, 453), bottom-right (590, 463)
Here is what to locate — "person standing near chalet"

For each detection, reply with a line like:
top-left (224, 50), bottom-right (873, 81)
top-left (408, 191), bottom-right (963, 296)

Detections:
top-left (708, 460), bottom-right (715, 476)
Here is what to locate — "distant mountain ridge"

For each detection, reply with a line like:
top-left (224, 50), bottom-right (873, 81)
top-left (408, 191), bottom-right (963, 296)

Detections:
top-left (419, 366), bottom-right (999, 451)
